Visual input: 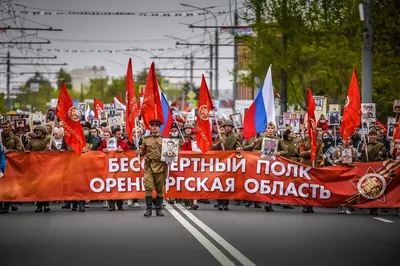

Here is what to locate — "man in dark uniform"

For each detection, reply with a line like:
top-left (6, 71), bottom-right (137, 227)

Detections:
top-left (253, 121), bottom-right (288, 211)
top-left (0, 120), bottom-right (24, 214)
top-left (361, 127), bottom-right (387, 215)
top-left (139, 119), bottom-right (166, 217)
top-left (212, 120), bottom-right (242, 210)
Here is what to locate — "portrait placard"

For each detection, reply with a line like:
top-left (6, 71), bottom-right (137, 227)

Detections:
top-left (388, 126), bottom-right (394, 139)
top-left (31, 112), bottom-right (43, 129)
top-left (14, 119), bottom-right (26, 136)
top-left (393, 100), bottom-right (400, 113)
top-left (260, 137), bottom-right (278, 160)
top-left (78, 102), bottom-right (88, 112)
top-left (387, 117), bottom-right (396, 127)
top-left (106, 137), bottom-right (118, 151)
top-left (161, 138), bottom-right (179, 162)
top-left (229, 113), bottom-right (243, 128)
top-left (342, 148), bottom-right (353, 164)
top-left (108, 116), bottom-right (122, 130)
top-left (329, 111), bottom-right (340, 126)
top-left (91, 119), bottom-right (100, 128)
top-left (323, 146), bottom-right (336, 166)
top-left (276, 115), bottom-right (285, 130)
top-left (361, 103), bottom-right (376, 122)
top-left (99, 111), bottom-right (107, 125)
top-left (329, 104), bottom-right (341, 113)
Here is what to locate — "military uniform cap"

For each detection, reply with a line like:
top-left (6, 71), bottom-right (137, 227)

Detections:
top-left (171, 123), bottom-right (178, 129)
top-left (34, 125), bottom-right (47, 135)
top-left (266, 121), bottom-right (276, 128)
top-left (222, 120), bottom-right (234, 127)
top-left (368, 127), bottom-right (377, 135)
top-left (183, 123), bottom-right (194, 129)
top-left (285, 125), bottom-right (292, 131)
top-left (149, 119), bottom-right (162, 126)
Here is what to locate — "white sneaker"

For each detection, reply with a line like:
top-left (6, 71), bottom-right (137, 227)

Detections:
top-left (127, 200), bottom-right (133, 207)
top-left (345, 209), bottom-right (351, 215)
top-left (102, 201), bottom-right (108, 208)
top-left (338, 208), bottom-right (344, 214)
top-left (133, 202), bottom-right (140, 208)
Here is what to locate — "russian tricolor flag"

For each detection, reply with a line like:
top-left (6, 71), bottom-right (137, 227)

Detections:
top-left (243, 65), bottom-right (276, 139)
top-left (159, 88), bottom-right (173, 137)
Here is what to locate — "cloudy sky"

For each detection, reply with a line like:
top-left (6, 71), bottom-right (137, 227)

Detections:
top-left (0, 0), bottom-right (245, 98)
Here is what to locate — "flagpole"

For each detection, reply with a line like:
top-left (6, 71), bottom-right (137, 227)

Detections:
top-left (48, 115), bottom-right (56, 150)
top-left (362, 121), bottom-right (369, 161)
top-left (334, 126), bottom-right (337, 146)
top-left (172, 116), bottom-right (186, 143)
top-left (212, 111), bottom-right (225, 151)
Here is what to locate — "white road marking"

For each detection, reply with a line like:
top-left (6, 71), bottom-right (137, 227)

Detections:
top-left (165, 204), bottom-right (236, 266)
top-left (373, 217), bottom-right (394, 223)
top-left (175, 204), bottom-right (257, 266)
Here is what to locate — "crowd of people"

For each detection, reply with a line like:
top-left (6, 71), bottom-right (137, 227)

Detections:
top-left (0, 111), bottom-right (399, 216)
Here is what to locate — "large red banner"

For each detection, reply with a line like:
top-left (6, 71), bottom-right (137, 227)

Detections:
top-left (1, 151), bottom-right (400, 208)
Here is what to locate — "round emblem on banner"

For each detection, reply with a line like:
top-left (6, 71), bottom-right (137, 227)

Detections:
top-left (198, 105), bottom-right (209, 121)
top-left (68, 106), bottom-right (80, 122)
top-left (357, 173), bottom-right (387, 200)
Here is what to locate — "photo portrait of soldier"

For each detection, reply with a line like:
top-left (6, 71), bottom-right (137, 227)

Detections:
top-left (46, 108), bottom-right (56, 122)
top-left (261, 138), bottom-right (278, 159)
top-left (362, 103), bottom-right (376, 122)
top-left (393, 100), bottom-right (400, 113)
top-left (14, 120), bottom-right (26, 135)
top-left (161, 138), bottom-right (179, 162)
top-left (329, 111), bottom-right (340, 126)
top-left (230, 113), bottom-right (243, 128)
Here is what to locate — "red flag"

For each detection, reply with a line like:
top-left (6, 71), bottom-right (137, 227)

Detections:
top-left (142, 62), bottom-right (163, 130)
top-left (340, 69), bottom-right (361, 141)
top-left (196, 74), bottom-right (214, 153)
top-left (56, 81), bottom-right (86, 155)
top-left (393, 117), bottom-right (400, 141)
top-left (125, 58), bottom-right (140, 143)
top-left (307, 88), bottom-right (317, 163)
top-left (93, 98), bottom-right (103, 119)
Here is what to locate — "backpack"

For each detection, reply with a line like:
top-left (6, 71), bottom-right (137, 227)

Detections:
top-left (0, 144), bottom-right (6, 177)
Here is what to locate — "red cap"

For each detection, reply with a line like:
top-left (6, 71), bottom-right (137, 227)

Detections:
top-left (176, 117), bottom-right (185, 123)
top-left (190, 128), bottom-right (197, 134)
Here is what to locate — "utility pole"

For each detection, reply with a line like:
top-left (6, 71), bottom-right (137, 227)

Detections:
top-left (180, 3), bottom-right (219, 99)
top-left (280, 0), bottom-right (288, 113)
top-left (100, 78), bottom-right (105, 102)
top-left (361, 0), bottom-right (373, 103)
top-left (233, 0), bottom-right (239, 101)
top-left (1, 26), bottom-right (63, 111)
top-left (215, 28), bottom-right (219, 99)
top-left (190, 54), bottom-right (194, 89)
top-left (209, 43), bottom-right (213, 96)
top-left (80, 82), bottom-right (84, 102)
top-left (6, 51), bottom-right (11, 111)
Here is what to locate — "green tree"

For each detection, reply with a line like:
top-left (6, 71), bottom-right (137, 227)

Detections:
top-left (57, 68), bottom-right (72, 90)
top-left (242, 0), bottom-right (400, 121)
top-left (0, 93), bottom-right (6, 113)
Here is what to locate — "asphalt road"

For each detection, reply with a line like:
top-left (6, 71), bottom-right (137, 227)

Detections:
top-left (0, 202), bottom-right (399, 266)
